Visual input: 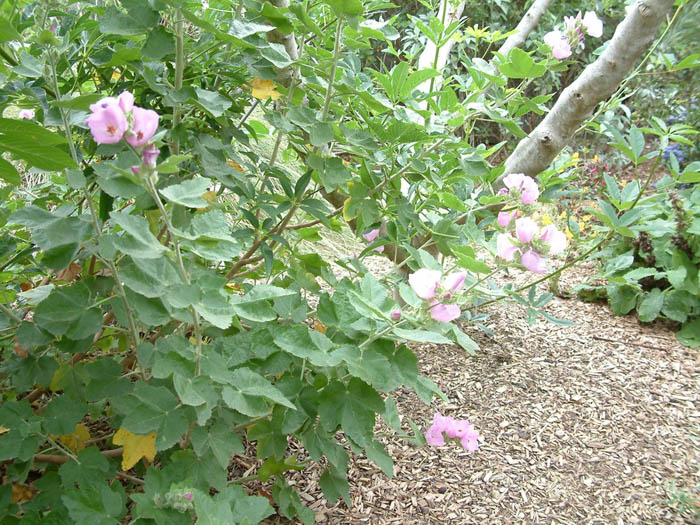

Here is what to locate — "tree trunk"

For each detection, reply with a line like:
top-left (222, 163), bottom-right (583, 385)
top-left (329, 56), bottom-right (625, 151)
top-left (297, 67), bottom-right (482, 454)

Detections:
top-left (499, 0), bottom-right (675, 184)
top-left (496, 0), bottom-right (553, 57)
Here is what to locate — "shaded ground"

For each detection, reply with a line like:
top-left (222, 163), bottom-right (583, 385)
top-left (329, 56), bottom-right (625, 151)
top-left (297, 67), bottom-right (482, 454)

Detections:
top-left (262, 263), bottom-right (700, 524)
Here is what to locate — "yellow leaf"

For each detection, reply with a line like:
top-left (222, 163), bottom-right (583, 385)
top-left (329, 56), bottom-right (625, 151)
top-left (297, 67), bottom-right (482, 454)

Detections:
top-left (12, 484), bottom-right (35, 504)
top-left (342, 197), bottom-right (355, 221)
top-left (58, 423), bottom-right (91, 454)
top-left (312, 319), bottom-right (326, 334)
top-left (0, 425), bottom-right (9, 435)
top-left (111, 70), bottom-right (121, 81)
top-left (226, 160), bottom-right (244, 172)
top-left (113, 428), bottom-right (157, 470)
top-left (249, 78), bottom-right (281, 100)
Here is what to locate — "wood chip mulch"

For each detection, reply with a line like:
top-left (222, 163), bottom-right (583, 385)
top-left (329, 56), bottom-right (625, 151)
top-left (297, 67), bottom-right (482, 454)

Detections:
top-left (262, 262), bottom-right (700, 524)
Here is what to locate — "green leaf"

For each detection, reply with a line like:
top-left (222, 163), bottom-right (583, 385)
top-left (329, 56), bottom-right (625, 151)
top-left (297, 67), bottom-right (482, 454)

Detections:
top-left (191, 420), bottom-right (244, 469)
top-left (0, 16), bottom-right (21, 43)
top-left (260, 42), bottom-right (292, 68)
top-left (62, 482), bottom-right (124, 525)
top-left (273, 325), bottom-right (334, 366)
top-left (159, 177), bottom-right (211, 208)
top-left (637, 288), bottom-right (664, 323)
top-left (323, 0), bottom-right (364, 16)
top-left (109, 211), bottom-right (167, 258)
top-left (0, 158), bottom-right (20, 185)
top-left (393, 328), bottom-right (453, 344)
top-left (43, 397), bottom-right (86, 435)
top-left (194, 88), bottom-right (231, 118)
top-left (318, 378), bottom-right (383, 447)
top-left (156, 154), bottom-right (191, 174)
top-left (606, 284), bottom-right (639, 315)
top-left (51, 93), bottom-right (104, 111)
top-left (498, 48), bottom-right (546, 79)
top-left (12, 52), bottom-right (43, 77)
top-left (319, 467), bottom-right (350, 505)
top-left (120, 256), bottom-right (182, 298)
top-left (116, 382), bottom-right (190, 451)
top-left (0, 128), bottom-right (76, 171)
top-left (310, 122), bottom-right (334, 147)
top-left (99, 2), bottom-right (159, 35)
top-left (142, 25), bottom-right (175, 59)
top-left (34, 282), bottom-right (99, 338)
top-left (676, 318), bottom-right (700, 348)
top-left (247, 418), bottom-right (287, 459)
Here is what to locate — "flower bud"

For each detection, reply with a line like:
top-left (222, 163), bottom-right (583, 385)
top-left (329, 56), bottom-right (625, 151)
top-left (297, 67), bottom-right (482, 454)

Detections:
top-left (390, 309), bottom-right (401, 321)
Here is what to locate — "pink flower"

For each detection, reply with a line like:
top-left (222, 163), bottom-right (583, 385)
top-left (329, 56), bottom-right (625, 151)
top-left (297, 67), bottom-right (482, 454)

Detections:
top-left (362, 228), bottom-right (380, 242)
top-left (429, 302), bottom-right (461, 323)
top-left (582, 11), bottom-right (603, 38)
top-left (497, 234), bottom-right (519, 262)
top-left (497, 211), bottom-right (516, 228)
top-left (390, 309), bottom-right (401, 321)
top-left (118, 91), bottom-right (134, 112)
top-left (18, 109), bottom-right (35, 119)
top-left (86, 104), bottom-right (128, 144)
top-left (408, 269), bottom-right (442, 300)
top-left (142, 144), bottom-right (160, 167)
top-left (521, 249), bottom-right (547, 273)
top-left (425, 412), bottom-right (454, 446)
top-left (443, 272), bottom-right (467, 293)
top-left (515, 217), bottom-right (538, 244)
top-left (503, 173), bottom-right (540, 204)
top-left (184, 492), bottom-right (193, 501)
top-left (544, 30), bottom-right (572, 59)
top-left (540, 225), bottom-right (567, 255)
top-left (425, 413), bottom-right (479, 452)
top-left (89, 97), bottom-right (119, 113)
top-left (126, 107), bottom-right (159, 147)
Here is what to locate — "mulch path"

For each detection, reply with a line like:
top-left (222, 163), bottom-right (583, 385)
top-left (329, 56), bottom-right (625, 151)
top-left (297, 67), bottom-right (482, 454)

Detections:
top-left (264, 262), bottom-right (700, 524)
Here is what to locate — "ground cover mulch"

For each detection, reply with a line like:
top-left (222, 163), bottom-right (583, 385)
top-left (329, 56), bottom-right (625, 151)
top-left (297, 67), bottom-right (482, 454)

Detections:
top-left (263, 263), bottom-right (700, 524)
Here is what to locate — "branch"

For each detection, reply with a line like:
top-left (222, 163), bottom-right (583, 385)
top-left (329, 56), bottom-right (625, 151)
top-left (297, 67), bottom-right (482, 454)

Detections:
top-left (499, 0), bottom-right (675, 184)
top-left (34, 447), bottom-right (124, 465)
top-left (497, 0), bottom-right (554, 57)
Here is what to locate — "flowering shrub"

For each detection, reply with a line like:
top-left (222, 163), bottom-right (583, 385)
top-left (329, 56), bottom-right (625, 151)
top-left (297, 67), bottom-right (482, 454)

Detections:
top-left (0, 1), bottom-right (690, 523)
top-left (544, 11), bottom-right (603, 59)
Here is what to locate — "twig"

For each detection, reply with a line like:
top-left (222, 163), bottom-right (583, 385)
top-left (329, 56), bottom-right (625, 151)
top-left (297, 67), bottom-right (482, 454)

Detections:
top-left (591, 335), bottom-right (670, 352)
top-left (34, 447), bottom-right (123, 464)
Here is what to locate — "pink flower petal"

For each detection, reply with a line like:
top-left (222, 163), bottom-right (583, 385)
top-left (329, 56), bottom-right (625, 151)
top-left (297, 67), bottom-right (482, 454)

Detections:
top-left (540, 225), bottom-right (567, 255)
top-left (515, 217), bottom-right (538, 244)
top-left (362, 228), bottom-right (380, 242)
top-left (443, 272), bottom-right (467, 293)
top-left (521, 249), bottom-right (548, 273)
top-left (497, 233), bottom-right (519, 262)
top-left (408, 269), bottom-right (442, 300)
top-left (582, 11), bottom-right (603, 37)
top-left (126, 107), bottom-right (159, 147)
top-left (429, 303), bottom-right (461, 323)
top-left (86, 105), bottom-right (128, 144)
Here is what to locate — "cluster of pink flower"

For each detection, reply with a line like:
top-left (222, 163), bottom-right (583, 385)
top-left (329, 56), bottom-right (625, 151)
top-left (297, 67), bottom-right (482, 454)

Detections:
top-left (496, 173), bottom-right (567, 273)
top-left (425, 412), bottom-right (479, 452)
top-left (544, 11), bottom-right (603, 59)
top-left (19, 109), bottom-right (35, 119)
top-left (408, 269), bottom-right (467, 323)
top-left (86, 90), bottom-right (159, 148)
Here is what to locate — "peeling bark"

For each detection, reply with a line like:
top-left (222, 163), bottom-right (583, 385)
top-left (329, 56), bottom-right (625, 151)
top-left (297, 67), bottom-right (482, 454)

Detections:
top-left (500, 0), bottom-right (675, 183)
top-left (497, 0), bottom-right (554, 57)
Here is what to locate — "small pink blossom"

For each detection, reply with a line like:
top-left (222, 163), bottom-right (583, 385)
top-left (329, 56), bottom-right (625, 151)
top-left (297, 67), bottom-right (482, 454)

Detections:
top-left (497, 211), bottom-right (515, 228)
top-left (142, 144), bottom-right (160, 167)
top-left (544, 30), bottom-right (572, 59)
top-left (408, 269), bottom-right (442, 300)
top-left (497, 233), bottom-right (519, 262)
top-left (425, 412), bottom-right (479, 452)
top-left (86, 104), bottom-right (128, 144)
top-left (126, 107), bottom-right (159, 147)
top-left (89, 96), bottom-right (119, 113)
top-left (503, 173), bottom-right (540, 204)
top-left (582, 11), bottom-right (603, 38)
top-left (515, 217), bottom-right (538, 244)
top-left (390, 309), bottom-right (401, 321)
top-left (362, 228), bottom-right (380, 242)
top-left (18, 109), bottom-right (35, 119)
top-left (184, 492), bottom-right (193, 501)
top-left (540, 225), bottom-right (567, 255)
top-left (118, 91), bottom-right (134, 113)
top-left (429, 302), bottom-right (461, 323)
top-left (443, 272), bottom-right (467, 293)
top-left (521, 249), bottom-right (547, 273)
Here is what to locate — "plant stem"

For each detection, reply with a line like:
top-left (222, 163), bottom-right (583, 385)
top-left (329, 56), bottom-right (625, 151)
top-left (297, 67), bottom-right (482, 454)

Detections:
top-left (0, 302), bottom-right (21, 324)
top-left (172, 7), bottom-right (185, 155)
top-left (145, 177), bottom-right (203, 374)
top-left (321, 20), bottom-right (343, 121)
